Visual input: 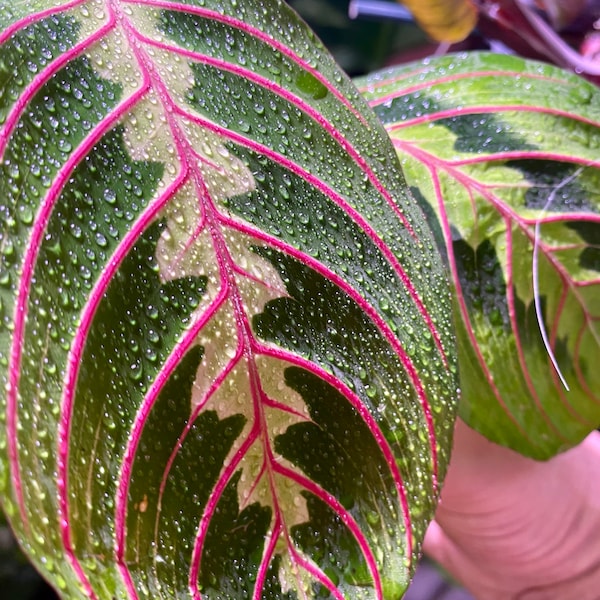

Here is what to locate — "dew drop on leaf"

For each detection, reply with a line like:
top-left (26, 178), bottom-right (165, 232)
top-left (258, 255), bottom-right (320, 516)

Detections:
top-left (295, 70), bottom-right (328, 100)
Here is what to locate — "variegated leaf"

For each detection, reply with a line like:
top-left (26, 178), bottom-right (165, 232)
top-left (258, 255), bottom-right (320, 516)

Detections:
top-left (360, 52), bottom-right (600, 460)
top-left (0, 1), bottom-right (457, 598)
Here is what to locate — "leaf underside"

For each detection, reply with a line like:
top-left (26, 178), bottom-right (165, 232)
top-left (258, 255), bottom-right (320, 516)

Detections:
top-left (0, 1), bottom-right (456, 598)
top-left (360, 52), bottom-right (600, 460)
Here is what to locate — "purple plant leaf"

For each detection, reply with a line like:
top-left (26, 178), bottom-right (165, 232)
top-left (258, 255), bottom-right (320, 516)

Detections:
top-left (0, 1), bottom-right (457, 598)
top-left (359, 52), bottom-right (600, 460)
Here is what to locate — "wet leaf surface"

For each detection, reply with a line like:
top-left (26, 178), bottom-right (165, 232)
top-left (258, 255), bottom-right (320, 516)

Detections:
top-left (0, 1), bottom-right (457, 598)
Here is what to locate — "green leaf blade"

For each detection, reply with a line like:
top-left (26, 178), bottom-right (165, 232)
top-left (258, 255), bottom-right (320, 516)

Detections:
top-left (361, 52), bottom-right (600, 459)
top-left (0, 2), bottom-right (458, 598)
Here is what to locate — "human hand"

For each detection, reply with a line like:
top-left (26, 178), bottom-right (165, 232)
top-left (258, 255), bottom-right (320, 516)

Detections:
top-left (424, 419), bottom-right (600, 599)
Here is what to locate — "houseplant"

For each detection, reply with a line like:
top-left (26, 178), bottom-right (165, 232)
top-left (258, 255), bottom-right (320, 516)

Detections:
top-left (0, 0), bottom-right (598, 597)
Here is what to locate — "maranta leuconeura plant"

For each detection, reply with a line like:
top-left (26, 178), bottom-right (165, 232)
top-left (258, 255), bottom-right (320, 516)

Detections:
top-left (2, 0), bottom-right (600, 598)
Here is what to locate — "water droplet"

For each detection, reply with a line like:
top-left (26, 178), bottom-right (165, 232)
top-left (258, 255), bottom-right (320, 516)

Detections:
top-left (295, 71), bottom-right (328, 100)
top-left (58, 139), bottom-right (72, 153)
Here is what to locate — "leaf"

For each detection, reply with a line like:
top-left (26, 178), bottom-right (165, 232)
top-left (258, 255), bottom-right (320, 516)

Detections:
top-left (0, 1), bottom-right (457, 598)
top-left (359, 52), bottom-right (600, 460)
top-left (397, 0), bottom-right (477, 43)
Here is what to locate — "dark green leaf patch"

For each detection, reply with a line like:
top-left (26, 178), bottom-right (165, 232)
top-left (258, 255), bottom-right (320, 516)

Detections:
top-left (0, 54), bottom-right (124, 405)
top-left (567, 220), bottom-right (600, 272)
top-left (279, 367), bottom-right (408, 594)
top-left (0, 14), bottom-right (81, 126)
top-left (125, 346), bottom-right (248, 597)
top-left (253, 249), bottom-right (442, 539)
top-left (453, 238), bottom-right (510, 332)
top-left (68, 221), bottom-right (207, 567)
top-left (198, 471), bottom-right (272, 599)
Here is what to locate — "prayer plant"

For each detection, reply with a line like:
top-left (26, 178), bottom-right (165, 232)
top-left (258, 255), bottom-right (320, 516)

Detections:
top-left (0, 1), bottom-right (598, 598)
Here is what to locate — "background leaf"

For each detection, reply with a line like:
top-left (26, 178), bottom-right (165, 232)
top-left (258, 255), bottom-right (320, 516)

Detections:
top-left (397, 0), bottom-right (477, 43)
top-left (359, 52), bottom-right (600, 460)
top-left (0, 0), bottom-right (457, 598)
